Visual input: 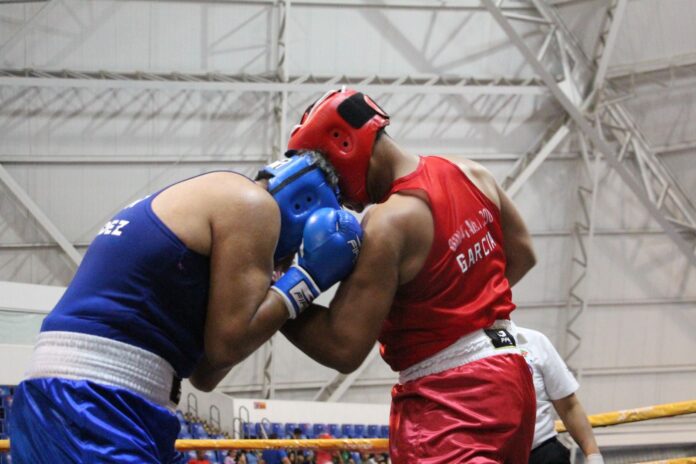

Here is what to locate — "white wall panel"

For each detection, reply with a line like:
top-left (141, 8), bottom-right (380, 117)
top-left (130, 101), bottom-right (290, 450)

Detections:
top-left (1, 163), bottom-right (260, 240)
top-left (289, 6), bottom-right (544, 77)
top-left (511, 158), bottom-right (580, 231)
top-left (659, 151), bottom-right (696, 204)
top-left (589, 235), bottom-right (696, 300)
top-left (556, 0), bottom-right (608, 60)
top-left (1, 2), bottom-right (276, 74)
top-left (581, 303), bottom-right (696, 370)
top-left (0, 249), bottom-right (73, 285)
top-left (621, 80), bottom-right (696, 149)
top-left (581, 370), bottom-right (696, 414)
top-left (0, 87), bottom-right (274, 158)
top-left (609, 0), bottom-right (696, 71)
top-left (0, 344), bottom-right (34, 384)
top-left (0, 85), bottom-right (560, 163)
top-left (1, 1), bottom-right (546, 78)
top-left (593, 165), bottom-right (662, 230)
top-left (511, 236), bottom-right (574, 304)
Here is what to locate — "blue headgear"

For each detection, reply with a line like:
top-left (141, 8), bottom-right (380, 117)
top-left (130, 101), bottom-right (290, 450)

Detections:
top-left (258, 153), bottom-right (341, 263)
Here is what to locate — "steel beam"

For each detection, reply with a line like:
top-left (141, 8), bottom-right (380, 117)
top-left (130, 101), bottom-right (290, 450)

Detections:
top-left (0, 164), bottom-right (81, 267)
top-left (481, 0), bottom-right (696, 267)
top-left (654, 139), bottom-right (696, 155)
top-left (0, 0), bottom-right (58, 63)
top-left (608, 52), bottom-right (696, 81)
top-left (503, 91), bottom-right (594, 198)
top-left (0, 154), bottom-right (574, 163)
top-left (592, 0), bottom-right (628, 91)
top-left (603, 104), bottom-right (696, 226)
top-left (504, 122), bottom-right (571, 198)
top-left (274, 0), bottom-right (291, 160)
top-left (0, 70), bottom-right (548, 95)
top-left (117, 0), bottom-right (574, 9)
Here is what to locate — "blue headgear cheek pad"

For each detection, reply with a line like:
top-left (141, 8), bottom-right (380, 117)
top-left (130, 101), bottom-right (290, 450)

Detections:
top-left (260, 155), bottom-right (341, 263)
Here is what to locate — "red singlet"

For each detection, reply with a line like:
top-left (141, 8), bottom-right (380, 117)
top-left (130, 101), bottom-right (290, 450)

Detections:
top-left (378, 156), bottom-right (516, 372)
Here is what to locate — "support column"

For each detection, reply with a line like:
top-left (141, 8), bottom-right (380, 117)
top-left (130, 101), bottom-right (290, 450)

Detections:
top-left (481, 0), bottom-right (696, 267)
top-left (0, 165), bottom-right (81, 269)
top-left (261, 0), bottom-right (293, 399)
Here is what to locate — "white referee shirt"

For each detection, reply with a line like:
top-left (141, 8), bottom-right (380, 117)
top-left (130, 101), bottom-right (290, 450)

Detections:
top-left (515, 325), bottom-right (579, 449)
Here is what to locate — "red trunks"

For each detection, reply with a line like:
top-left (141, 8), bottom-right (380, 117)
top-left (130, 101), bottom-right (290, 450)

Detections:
top-left (389, 353), bottom-right (535, 463)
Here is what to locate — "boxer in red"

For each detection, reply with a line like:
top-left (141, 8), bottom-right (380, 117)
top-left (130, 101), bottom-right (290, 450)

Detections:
top-left (283, 89), bottom-right (537, 463)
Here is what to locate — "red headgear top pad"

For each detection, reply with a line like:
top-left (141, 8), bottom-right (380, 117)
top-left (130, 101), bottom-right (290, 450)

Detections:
top-left (287, 88), bottom-right (390, 204)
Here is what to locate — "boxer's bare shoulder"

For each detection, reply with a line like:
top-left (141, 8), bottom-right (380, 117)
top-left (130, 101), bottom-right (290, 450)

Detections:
top-left (441, 156), bottom-right (502, 210)
top-left (364, 193), bottom-right (434, 284)
top-left (151, 172), bottom-right (278, 256)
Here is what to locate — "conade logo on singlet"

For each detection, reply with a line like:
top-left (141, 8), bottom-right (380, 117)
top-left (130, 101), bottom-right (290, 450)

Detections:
top-left (449, 207), bottom-right (498, 274)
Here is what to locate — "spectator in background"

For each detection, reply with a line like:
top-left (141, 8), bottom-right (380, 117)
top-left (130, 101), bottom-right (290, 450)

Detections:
top-left (188, 450), bottom-right (212, 464)
top-left (260, 434), bottom-right (291, 464)
top-left (515, 324), bottom-right (603, 464)
top-left (246, 449), bottom-right (261, 464)
top-left (288, 427), bottom-right (308, 464)
top-left (314, 432), bottom-right (337, 464)
top-left (235, 451), bottom-right (248, 464)
top-left (290, 449), bottom-right (307, 464)
top-left (223, 450), bottom-right (236, 464)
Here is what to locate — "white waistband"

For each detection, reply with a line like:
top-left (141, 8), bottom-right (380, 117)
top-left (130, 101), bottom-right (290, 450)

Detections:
top-left (398, 320), bottom-right (521, 384)
top-left (26, 331), bottom-right (179, 411)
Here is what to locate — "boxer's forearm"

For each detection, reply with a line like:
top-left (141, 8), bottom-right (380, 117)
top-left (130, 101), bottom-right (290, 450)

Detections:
top-left (282, 303), bottom-right (366, 373)
top-left (283, 207), bottom-right (400, 374)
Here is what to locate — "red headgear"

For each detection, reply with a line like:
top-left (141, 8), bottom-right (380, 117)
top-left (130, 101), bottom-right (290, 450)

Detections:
top-left (287, 88), bottom-right (390, 204)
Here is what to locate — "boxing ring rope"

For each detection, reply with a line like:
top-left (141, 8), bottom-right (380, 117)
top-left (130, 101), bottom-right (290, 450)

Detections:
top-left (0, 399), bottom-right (694, 455)
top-left (0, 438), bottom-right (389, 453)
top-left (554, 399), bottom-right (696, 433)
top-left (636, 459), bottom-right (696, 464)
top-left (175, 438), bottom-right (389, 452)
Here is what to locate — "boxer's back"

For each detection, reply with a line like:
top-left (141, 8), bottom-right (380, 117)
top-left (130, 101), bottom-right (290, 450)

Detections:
top-left (42, 187), bottom-right (211, 378)
top-left (378, 156), bottom-right (515, 371)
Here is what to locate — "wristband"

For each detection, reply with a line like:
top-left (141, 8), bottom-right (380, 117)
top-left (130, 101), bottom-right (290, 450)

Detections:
top-left (270, 265), bottom-right (320, 319)
top-left (586, 454), bottom-right (604, 464)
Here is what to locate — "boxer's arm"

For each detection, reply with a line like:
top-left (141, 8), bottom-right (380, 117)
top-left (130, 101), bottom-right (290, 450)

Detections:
top-left (454, 158), bottom-right (535, 286)
top-left (282, 204), bottom-right (412, 373)
top-left (191, 187), bottom-right (290, 391)
top-left (496, 185), bottom-right (536, 286)
top-left (189, 354), bottom-right (233, 392)
top-left (552, 393), bottom-right (601, 457)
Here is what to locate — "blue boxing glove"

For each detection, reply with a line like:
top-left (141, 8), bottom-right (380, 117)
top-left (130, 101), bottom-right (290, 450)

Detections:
top-left (272, 208), bottom-right (363, 318)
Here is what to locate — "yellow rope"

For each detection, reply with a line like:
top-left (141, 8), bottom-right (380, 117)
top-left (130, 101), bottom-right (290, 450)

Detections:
top-left (1, 399), bottom-right (694, 453)
top-left (0, 438), bottom-right (389, 453)
top-left (555, 399), bottom-right (696, 432)
top-left (634, 458), bottom-right (696, 464)
top-left (175, 438), bottom-right (388, 452)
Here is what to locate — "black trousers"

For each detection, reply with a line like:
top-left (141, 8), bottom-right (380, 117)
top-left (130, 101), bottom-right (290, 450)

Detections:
top-left (529, 437), bottom-right (571, 464)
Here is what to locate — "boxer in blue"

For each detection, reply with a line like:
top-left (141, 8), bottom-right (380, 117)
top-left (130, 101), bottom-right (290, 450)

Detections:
top-left (9, 152), bottom-right (362, 463)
